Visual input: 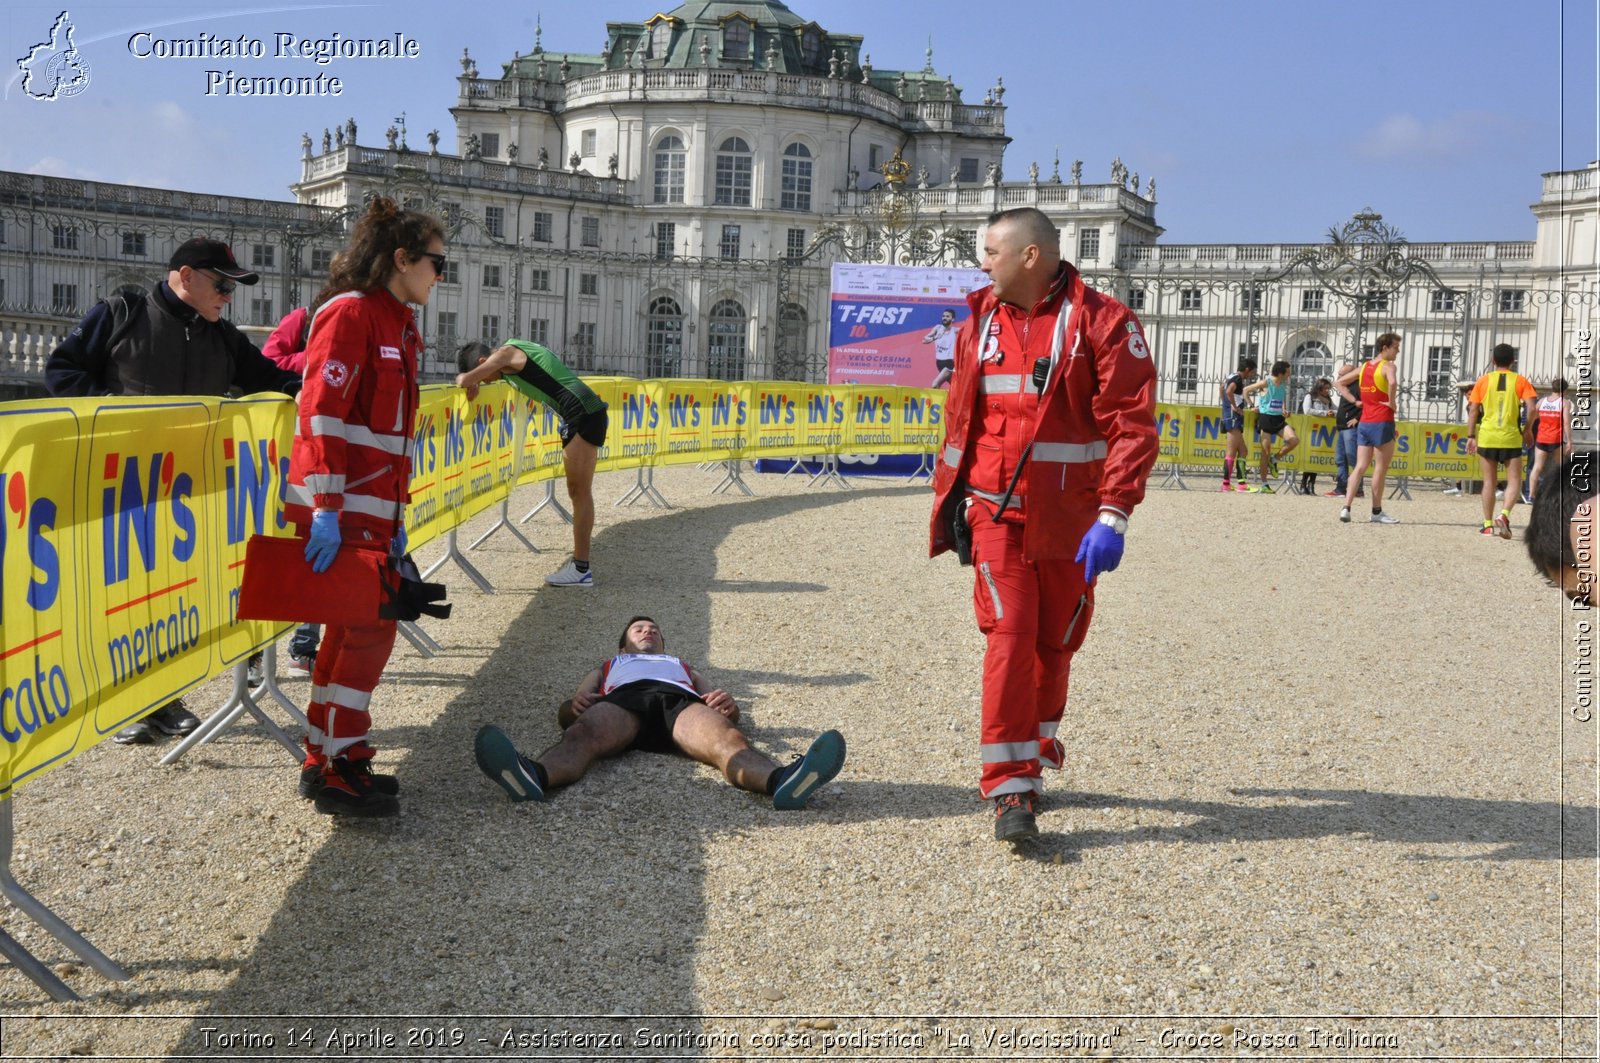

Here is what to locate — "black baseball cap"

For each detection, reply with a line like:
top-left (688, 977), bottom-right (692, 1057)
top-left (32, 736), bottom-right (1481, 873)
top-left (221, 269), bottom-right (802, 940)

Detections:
top-left (168, 238), bottom-right (259, 284)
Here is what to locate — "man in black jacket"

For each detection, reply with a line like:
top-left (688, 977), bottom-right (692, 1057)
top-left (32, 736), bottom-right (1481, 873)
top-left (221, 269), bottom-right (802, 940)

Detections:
top-left (45, 237), bottom-right (300, 742)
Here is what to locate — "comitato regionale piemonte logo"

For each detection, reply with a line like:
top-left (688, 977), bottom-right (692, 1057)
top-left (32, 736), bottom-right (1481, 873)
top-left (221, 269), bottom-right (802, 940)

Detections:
top-left (17, 11), bottom-right (92, 101)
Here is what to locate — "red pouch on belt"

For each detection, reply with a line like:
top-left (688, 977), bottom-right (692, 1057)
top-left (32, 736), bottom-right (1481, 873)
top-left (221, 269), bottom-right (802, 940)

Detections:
top-left (236, 534), bottom-right (386, 625)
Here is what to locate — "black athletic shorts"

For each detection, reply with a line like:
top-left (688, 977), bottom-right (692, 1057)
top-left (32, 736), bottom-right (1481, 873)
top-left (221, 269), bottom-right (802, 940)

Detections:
top-left (602, 679), bottom-right (701, 752)
top-left (1535, 441), bottom-right (1565, 453)
top-left (561, 409), bottom-right (609, 449)
top-left (1477, 445), bottom-right (1524, 463)
top-left (1256, 413), bottom-right (1287, 437)
top-left (935, 357), bottom-right (955, 371)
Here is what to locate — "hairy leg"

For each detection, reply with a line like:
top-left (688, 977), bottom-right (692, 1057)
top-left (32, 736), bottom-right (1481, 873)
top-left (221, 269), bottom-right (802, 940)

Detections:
top-left (537, 702), bottom-right (639, 788)
top-left (671, 702), bottom-right (778, 793)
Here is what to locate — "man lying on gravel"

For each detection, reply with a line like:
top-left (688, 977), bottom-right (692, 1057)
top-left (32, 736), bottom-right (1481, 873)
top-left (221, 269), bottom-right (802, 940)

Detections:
top-left (473, 615), bottom-right (845, 808)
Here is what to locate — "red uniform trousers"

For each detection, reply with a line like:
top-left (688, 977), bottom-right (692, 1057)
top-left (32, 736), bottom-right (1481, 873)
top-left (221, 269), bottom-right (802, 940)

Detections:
top-left (301, 541), bottom-right (398, 768)
top-left (969, 515), bottom-right (1095, 798)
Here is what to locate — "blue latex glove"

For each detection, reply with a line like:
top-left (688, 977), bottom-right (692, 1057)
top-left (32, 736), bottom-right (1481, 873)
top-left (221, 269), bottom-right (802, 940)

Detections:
top-left (390, 520), bottom-right (407, 559)
top-left (305, 510), bottom-right (341, 573)
top-left (1074, 520), bottom-right (1125, 583)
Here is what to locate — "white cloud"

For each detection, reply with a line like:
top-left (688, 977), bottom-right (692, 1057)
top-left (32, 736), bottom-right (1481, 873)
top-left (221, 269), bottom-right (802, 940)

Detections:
top-left (1355, 111), bottom-right (1514, 162)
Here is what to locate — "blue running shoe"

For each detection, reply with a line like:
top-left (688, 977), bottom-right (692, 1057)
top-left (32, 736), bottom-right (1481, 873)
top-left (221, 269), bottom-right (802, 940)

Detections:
top-left (772, 729), bottom-right (846, 810)
top-left (474, 725), bottom-right (545, 802)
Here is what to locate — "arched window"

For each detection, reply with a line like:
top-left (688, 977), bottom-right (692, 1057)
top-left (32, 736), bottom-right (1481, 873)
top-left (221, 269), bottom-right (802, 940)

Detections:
top-left (781, 142), bottom-right (813, 212)
top-left (707, 299), bottom-right (747, 380)
top-left (714, 136), bottom-right (752, 207)
top-left (653, 135), bottom-right (685, 204)
top-left (800, 28), bottom-right (821, 66)
top-left (650, 20), bottom-right (673, 58)
top-left (722, 19), bottom-right (750, 60)
top-left (646, 295), bottom-right (683, 377)
top-left (1291, 339), bottom-right (1334, 400)
top-left (776, 303), bottom-right (809, 381)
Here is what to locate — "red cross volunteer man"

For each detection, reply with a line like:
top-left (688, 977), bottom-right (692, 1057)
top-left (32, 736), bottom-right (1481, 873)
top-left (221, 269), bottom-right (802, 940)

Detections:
top-left (929, 207), bottom-right (1158, 843)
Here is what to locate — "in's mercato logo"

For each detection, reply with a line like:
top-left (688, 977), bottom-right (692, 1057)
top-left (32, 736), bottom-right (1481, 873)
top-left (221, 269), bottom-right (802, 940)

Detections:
top-left (16, 10), bottom-right (92, 101)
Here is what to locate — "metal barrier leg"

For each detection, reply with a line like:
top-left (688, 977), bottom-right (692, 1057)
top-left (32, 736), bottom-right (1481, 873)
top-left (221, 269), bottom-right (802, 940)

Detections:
top-left (806, 455), bottom-right (851, 489)
top-left (160, 656), bottom-right (303, 765)
top-left (903, 452), bottom-right (934, 483)
top-left (421, 529), bottom-right (494, 593)
top-left (1157, 463), bottom-right (1189, 490)
top-left (710, 460), bottom-right (754, 496)
top-left (616, 466), bottom-right (672, 508)
top-left (396, 622), bottom-right (436, 658)
top-left (1390, 475), bottom-right (1413, 501)
top-left (519, 481), bottom-right (573, 525)
top-left (469, 498), bottom-right (539, 552)
top-left (0, 801), bottom-right (128, 998)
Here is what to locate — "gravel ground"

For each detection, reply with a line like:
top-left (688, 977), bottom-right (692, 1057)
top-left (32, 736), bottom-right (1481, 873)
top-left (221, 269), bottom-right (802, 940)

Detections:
top-left (0, 466), bottom-right (1593, 1060)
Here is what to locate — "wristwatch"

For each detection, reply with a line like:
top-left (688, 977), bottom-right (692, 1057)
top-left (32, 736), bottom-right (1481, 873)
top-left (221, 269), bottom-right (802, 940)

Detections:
top-left (1097, 511), bottom-right (1129, 535)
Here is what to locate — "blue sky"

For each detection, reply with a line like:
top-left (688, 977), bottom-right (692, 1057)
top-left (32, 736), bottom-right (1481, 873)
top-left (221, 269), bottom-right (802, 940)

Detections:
top-left (2, 0), bottom-right (1595, 245)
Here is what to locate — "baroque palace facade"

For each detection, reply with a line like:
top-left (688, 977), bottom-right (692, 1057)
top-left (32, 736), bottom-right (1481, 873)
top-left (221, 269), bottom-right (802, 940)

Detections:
top-left (1, 0), bottom-right (1594, 422)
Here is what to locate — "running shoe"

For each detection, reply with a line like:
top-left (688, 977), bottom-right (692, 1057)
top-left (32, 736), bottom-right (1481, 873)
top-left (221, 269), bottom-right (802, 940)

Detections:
top-left (1370, 512), bottom-right (1400, 525)
top-left (545, 559), bottom-right (594, 587)
top-left (474, 725), bottom-right (546, 802)
top-left (772, 730), bottom-right (846, 810)
top-left (1479, 523), bottom-right (1496, 536)
top-left (1494, 513), bottom-right (1512, 539)
top-left (1339, 506), bottom-right (1351, 523)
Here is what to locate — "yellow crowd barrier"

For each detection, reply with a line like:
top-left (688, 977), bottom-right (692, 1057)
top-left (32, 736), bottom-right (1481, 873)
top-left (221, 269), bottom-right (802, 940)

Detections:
top-left (1159, 405), bottom-right (1479, 481)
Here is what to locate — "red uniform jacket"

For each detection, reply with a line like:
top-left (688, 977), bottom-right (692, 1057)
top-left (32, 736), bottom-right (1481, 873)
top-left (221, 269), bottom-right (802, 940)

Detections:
top-left (285, 289), bottom-right (421, 540)
top-left (930, 264), bottom-right (1158, 562)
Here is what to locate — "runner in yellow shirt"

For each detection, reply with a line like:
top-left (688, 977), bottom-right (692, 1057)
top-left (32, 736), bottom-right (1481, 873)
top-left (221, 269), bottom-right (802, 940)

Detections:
top-left (1465, 343), bottom-right (1538, 538)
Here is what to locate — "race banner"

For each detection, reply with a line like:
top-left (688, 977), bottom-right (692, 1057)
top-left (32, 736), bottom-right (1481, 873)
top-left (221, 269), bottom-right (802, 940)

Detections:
top-left (1180, 405), bottom-right (1238, 469)
top-left (0, 401), bottom-right (95, 793)
top-left (898, 388), bottom-right (946, 455)
top-left (214, 396), bottom-right (297, 671)
top-left (456, 385), bottom-right (518, 524)
top-left (1153, 403), bottom-right (1188, 467)
top-left (749, 382), bottom-right (807, 458)
top-left (1410, 420), bottom-right (1477, 480)
top-left (584, 377), bottom-right (631, 476)
top-left (513, 384), bottom-right (566, 487)
top-left (827, 264), bottom-right (986, 386)
top-left (84, 401), bottom-right (215, 744)
top-left (407, 386), bottom-right (449, 551)
top-left (1291, 413), bottom-right (1339, 476)
top-left (657, 379), bottom-right (714, 466)
top-left (703, 380), bottom-right (752, 462)
top-left (799, 384), bottom-right (849, 455)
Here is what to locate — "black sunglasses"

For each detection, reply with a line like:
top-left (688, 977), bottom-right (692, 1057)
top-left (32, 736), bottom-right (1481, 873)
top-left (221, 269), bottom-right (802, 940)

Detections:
top-left (419, 252), bottom-right (447, 276)
top-left (199, 269), bottom-right (236, 296)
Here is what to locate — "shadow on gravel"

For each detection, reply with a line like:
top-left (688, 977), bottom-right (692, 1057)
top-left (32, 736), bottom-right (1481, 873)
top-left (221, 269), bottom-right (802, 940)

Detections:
top-left (1005, 788), bottom-right (1597, 863)
top-left (163, 482), bottom-right (905, 1052)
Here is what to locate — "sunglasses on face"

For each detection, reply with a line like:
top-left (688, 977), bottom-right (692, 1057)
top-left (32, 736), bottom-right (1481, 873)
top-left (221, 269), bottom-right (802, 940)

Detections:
top-left (419, 252), bottom-right (447, 276)
top-left (199, 270), bottom-right (236, 296)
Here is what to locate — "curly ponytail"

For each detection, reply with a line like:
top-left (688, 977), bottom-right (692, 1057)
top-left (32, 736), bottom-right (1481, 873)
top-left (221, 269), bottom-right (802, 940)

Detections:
top-left (315, 195), bottom-right (444, 306)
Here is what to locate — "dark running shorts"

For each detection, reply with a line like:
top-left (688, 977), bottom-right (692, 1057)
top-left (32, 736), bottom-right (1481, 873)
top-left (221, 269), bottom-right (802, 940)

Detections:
top-left (1477, 446), bottom-right (1524, 463)
top-left (1221, 409), bottom-right (1245, 433)
top-left (602, 679), bottom-right (701, 752)
top-left (1356, 421), bottom-right (1396, 448)
top-left (560, 409), bottom-right (609, 449)
top-left (1535, 441), bottom-right (1565, 453)
top-left (1256, 413), bottom-right (1287, 437)
top-left (935, 357), bottom-right (955, 371)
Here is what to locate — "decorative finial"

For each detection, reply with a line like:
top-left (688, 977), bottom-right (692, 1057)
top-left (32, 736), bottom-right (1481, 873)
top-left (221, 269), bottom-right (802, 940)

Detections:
top-left (861, 54), bottom-right (872, 83)
top-left (1050, 149), bottom-right (1061, 184)
top-left (924, 37), bottom-right (934, 74)
top-left (765, 37), bottom-right (778, 68)
top-left (534, 14), bottom-right (543, 54)
top-left (994, 76), bottom-right (1004, 102)
top-left (460, 47), bottom-right (472, 75)
top-left (700, 37), bottom-right (710, 65)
